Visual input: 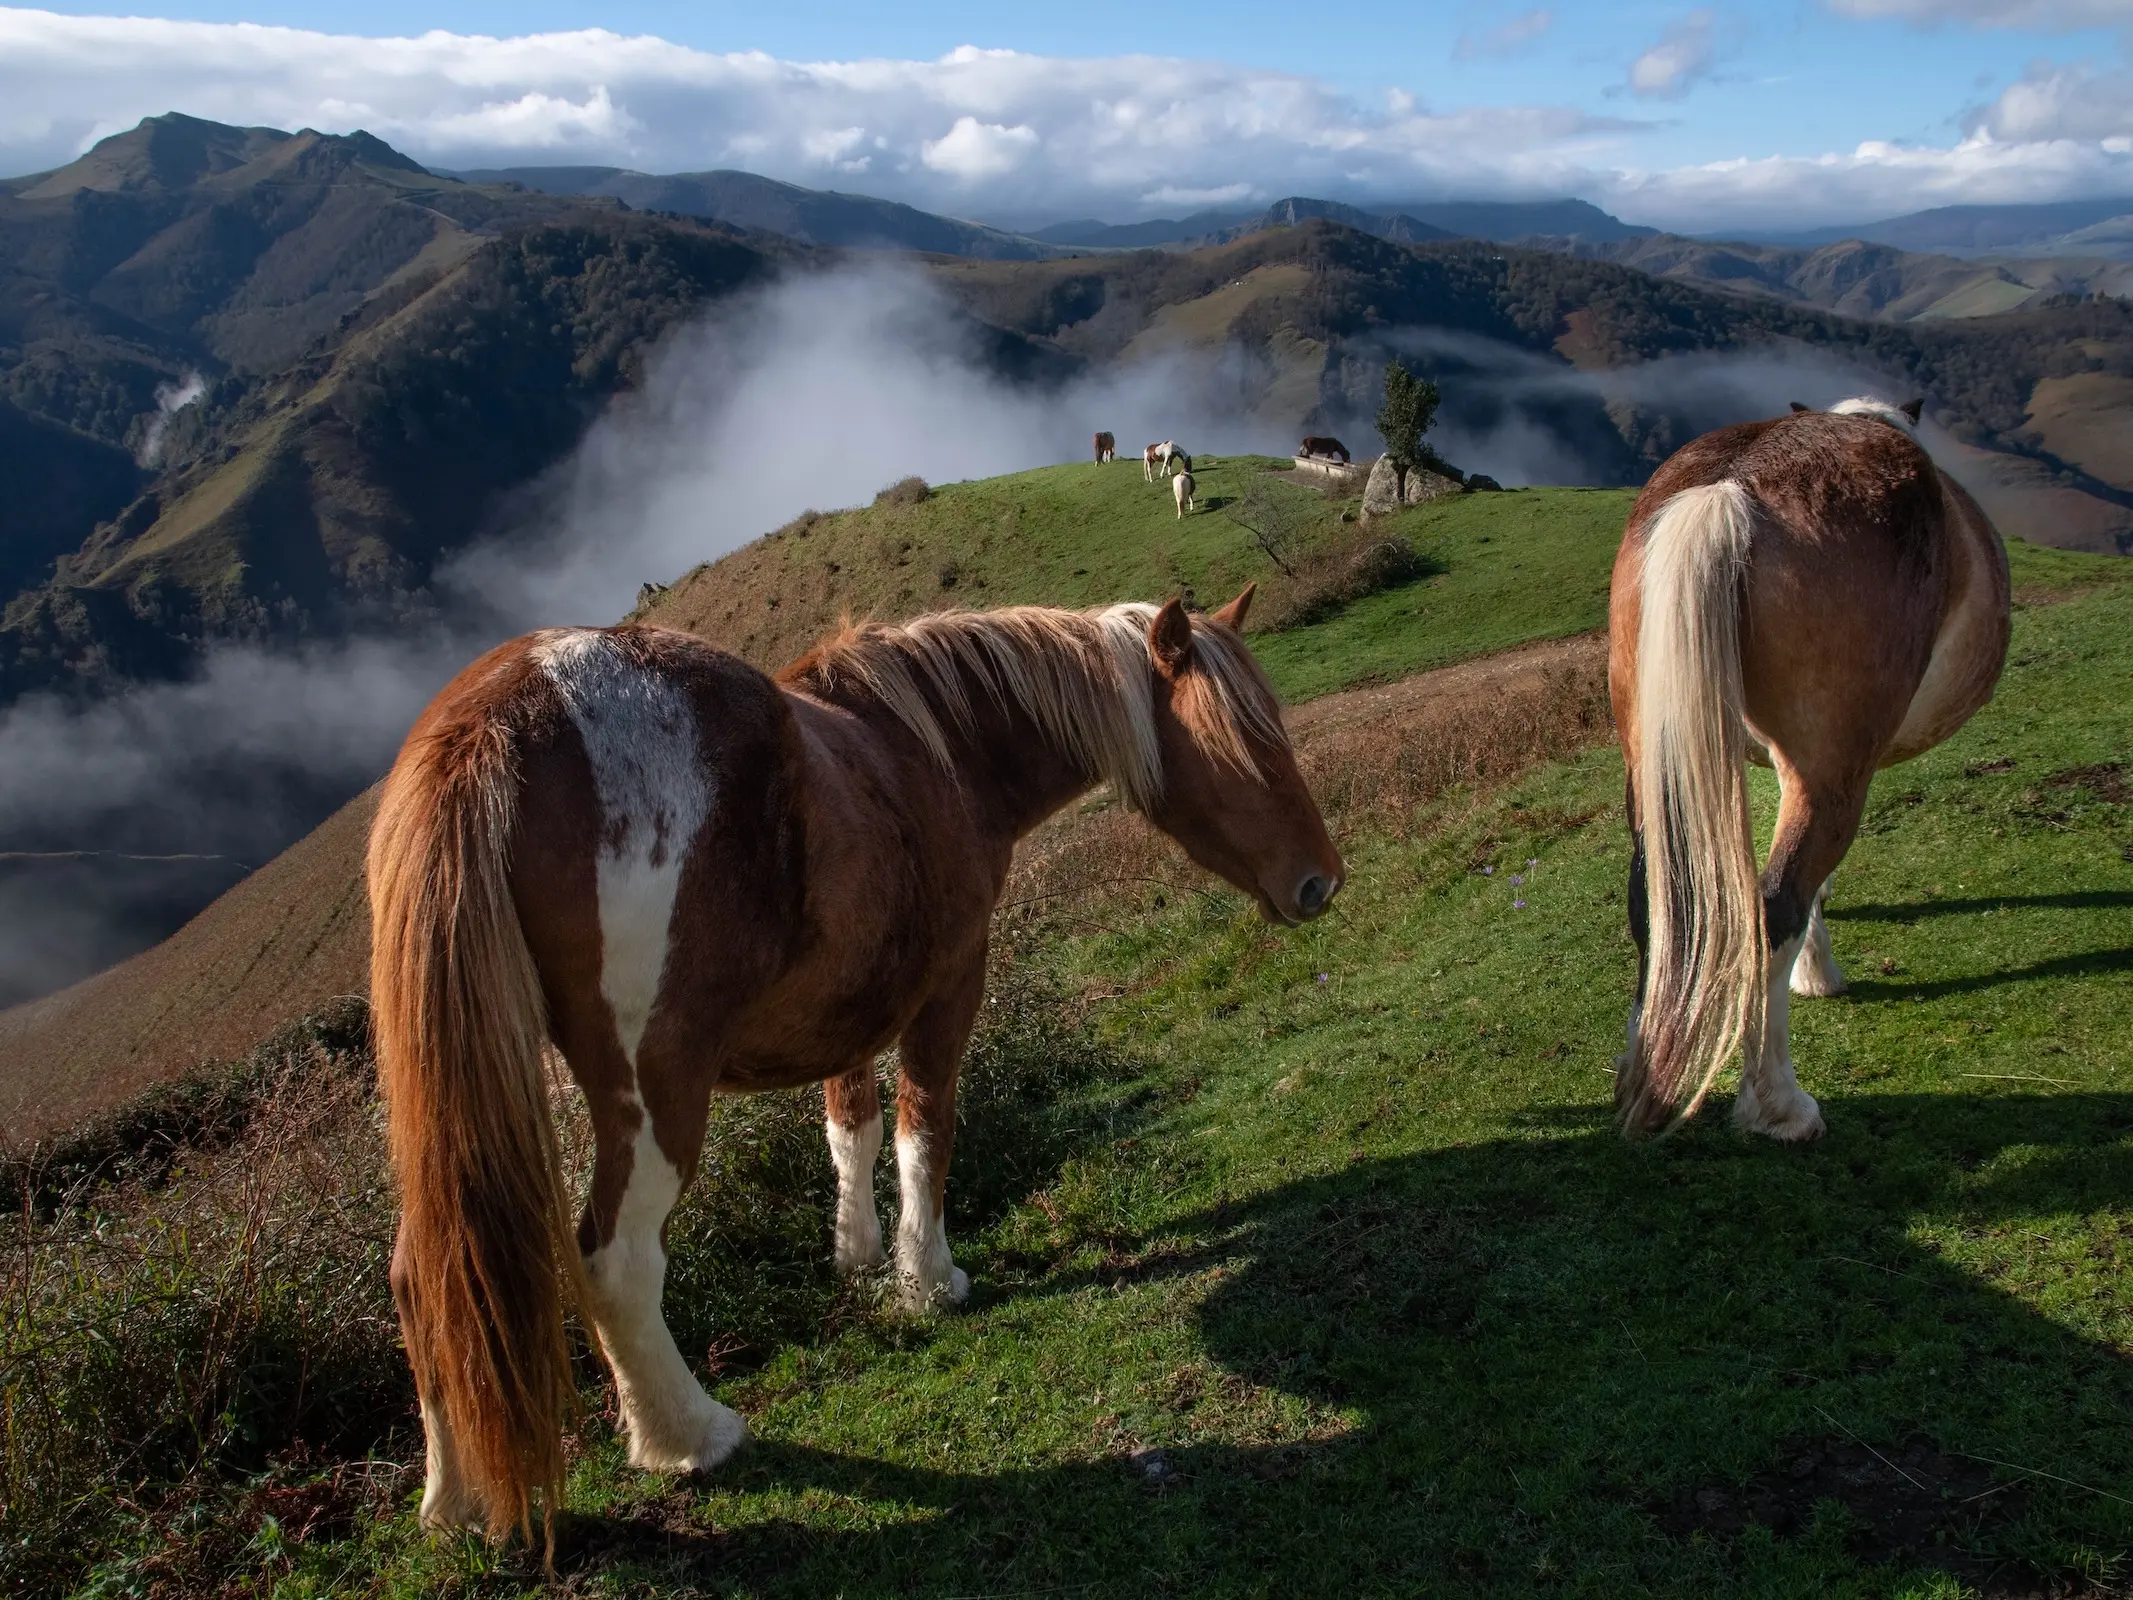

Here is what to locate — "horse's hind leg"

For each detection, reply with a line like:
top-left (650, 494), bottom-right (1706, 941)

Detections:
top-left (1736, 765), bottom-right (1867, 1141)
top-left (389, 1223), bottom-right (483, 1530)
top-left (1790, 875), bottom-right (1847, 998)
top-left (824, 1063), bottom-right (886, 1275)
top-left (578, 1076), bottom-right (747, 1473)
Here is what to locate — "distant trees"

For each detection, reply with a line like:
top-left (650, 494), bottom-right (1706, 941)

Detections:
top-left (1375, 360), bottom-right (1442, 473)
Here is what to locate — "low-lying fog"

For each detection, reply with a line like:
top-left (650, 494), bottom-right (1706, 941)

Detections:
top-left (0, 264), bottom-right (1915, 1007)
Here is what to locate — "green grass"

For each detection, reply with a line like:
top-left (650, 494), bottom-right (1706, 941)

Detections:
top-left (30, 493), bottom-right (2133, 1598)
top-left (650, 460), bottom-right (1636, 703)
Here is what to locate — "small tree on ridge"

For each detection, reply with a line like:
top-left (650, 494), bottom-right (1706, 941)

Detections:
top-left (1376, 360), bottom-right (1441, 472)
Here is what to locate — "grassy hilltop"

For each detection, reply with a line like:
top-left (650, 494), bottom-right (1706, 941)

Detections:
top-left (5, 461), bottom-right (2132, 1598)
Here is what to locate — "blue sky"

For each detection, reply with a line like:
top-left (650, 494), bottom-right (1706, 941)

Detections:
top-left (5, 1), bottom-right (2132, 228)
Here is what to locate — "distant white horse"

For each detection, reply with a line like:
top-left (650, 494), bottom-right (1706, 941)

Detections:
top-left (1173, 470), bottom-right (1196, 517)
top-left (1159, 442), bottom-right (1190, 477)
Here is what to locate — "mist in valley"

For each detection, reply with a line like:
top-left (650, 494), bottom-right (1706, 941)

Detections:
top-left (1, 263), bottom-right (1950, 1007)
top-left (0, 266), bottom-right (1298, 1006)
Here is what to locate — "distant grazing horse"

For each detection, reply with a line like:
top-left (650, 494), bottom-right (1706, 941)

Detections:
top-left (1158, 441), bottom-right (1189, 477)
top-left (1300, 436), bottom-right (1350, 463)
top-left (1173, 469), bottom-right (1197, 517)
top-left (1143, 442), bottom-right (1164, 481)
top-left (1093, 431), bottom-right (1116, 463)
top-left (371, 592), bottom-right (1342, 1539)
top-left (1610, 396), bottom-right (2008, 1140)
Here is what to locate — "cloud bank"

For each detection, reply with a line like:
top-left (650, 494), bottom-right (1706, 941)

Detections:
top-left (4, 7), bottom-right (2133, 231)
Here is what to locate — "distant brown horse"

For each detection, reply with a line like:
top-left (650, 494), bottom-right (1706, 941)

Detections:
top-left (1300, 436), bottom-right (1350, 463)
top-left (1610, 396), bottom-right (2008, 1139)
top-left (371, 592), bottom-right (1342, 1539)
top-left (1093, 431), bottom-right (1115, 463)
top-left (1143, 442), bottom-right (1164, 481)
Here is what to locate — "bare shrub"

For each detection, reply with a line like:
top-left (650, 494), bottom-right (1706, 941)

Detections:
top-left (1226, 476), bottom-right (1313, 576)
top-left (875, 475), bottom-right (930, 507)
top-left (1261, 524), bottom-right (1439, 632)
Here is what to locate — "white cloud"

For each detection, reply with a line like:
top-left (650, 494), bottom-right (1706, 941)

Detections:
top-left (1967, 58), bottom-right (2133, 137)
top-left (1456, 8), bottom-right (1556, 59)
top-left (1825, 0), bottom-right (2133, 29)
top-left (1628, 11), bottom-right (1718, 99)
top-left (920, 115), bottom-right (1039, 179)
top-left (0, 7), bottom-right (2131, 232)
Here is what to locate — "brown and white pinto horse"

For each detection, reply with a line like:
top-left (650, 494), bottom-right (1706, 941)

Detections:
top-left (1610, 397), bottom-right (2009, 1139)
top-left (1093, 431), bottom-right (1116, 463)
top-left (370, 591), bottom-right (1342, 1539)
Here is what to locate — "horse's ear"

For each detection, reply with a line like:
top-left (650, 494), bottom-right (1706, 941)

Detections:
top-left (1901, 397), bottom-right (1924, 423)
top-left (1149, 597), bottom-right (1195, 672)
top-left (1789, 401), bottom-right (1812, 413)
top-left (1212, 582), bottom-right (1255, 631)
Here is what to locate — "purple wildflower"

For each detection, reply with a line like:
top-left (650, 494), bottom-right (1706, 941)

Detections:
top-left (1482, 865), bottom-right (1494, 876)
top-left (1316, 972), bottom-right (1330, 984)
top-left (1510, 874), bottom-right (1524, 886)
top-left (1513, 898), bottom-right (1527, 910)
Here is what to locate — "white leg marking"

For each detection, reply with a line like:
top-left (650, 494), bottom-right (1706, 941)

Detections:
top-left (1790, 876), bottom-right (1847, 998)
top-left (583, 1110), bottom-right (747, 1473)
top-left (894, 1131), bottom-right (967, 1313)
top-left (534, 631), bottom-right (742, 1471)
top-left (827, 1112), bottom-right (886, 1275)
top-left (1736, 933), bottom-right (1826, 1141)
top-left (416, 1398), bottom-right (484, 1532)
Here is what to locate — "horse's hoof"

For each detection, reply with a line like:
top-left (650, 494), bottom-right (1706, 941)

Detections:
top-left (1790, 959), bottom-right (1848, 998)
top-left (416, 1480), bottom-right (487, 1535)
top-left (1735, 1080), bottom-right (1826, 1142)
top-left (628, 1398), bottom-right (749, 1475)
top-left (896, 1265), bottom-right (971, 1315)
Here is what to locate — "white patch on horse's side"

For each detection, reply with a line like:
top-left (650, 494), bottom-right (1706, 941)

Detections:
top-left (1735, 934), bottom-right (1826, 1141)
top-left (532, 629), bottom-right (710, 1066)
top-left (582, 1106), bottom-right (748, 1472)
top-left (1790, 877), bottom-right (1847, 998)
top-left (827, 1111), bottom-right (886, 1275)
top-left (1829, 396), bottom-right (1916, 433)
top-left (894, 1129), bottom-right (967, 1312)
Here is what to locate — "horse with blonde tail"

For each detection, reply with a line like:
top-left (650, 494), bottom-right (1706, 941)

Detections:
top-left (1610, 397), bottom-right (2008, 1139)
top-left (371, 589), bottom-right (1342, 1540)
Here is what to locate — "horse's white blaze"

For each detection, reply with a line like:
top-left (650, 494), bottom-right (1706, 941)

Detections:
top-left (827, 1111), bottom-right (886, 1274)
top-left (1790, 877), bottom-right (1846, 998)
top-left (1735, 933), bottom-right (1825, 1140)
top-left (533, 629), bottom-right (711, 1066)
top-left (894, 1130), bottom-right (966, 1311)
top-left (583, 1107), bottom-right (747, 1471)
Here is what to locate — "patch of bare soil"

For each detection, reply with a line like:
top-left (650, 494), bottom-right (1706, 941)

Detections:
top-left (1656, 1434), bottom-right (2046, 1593)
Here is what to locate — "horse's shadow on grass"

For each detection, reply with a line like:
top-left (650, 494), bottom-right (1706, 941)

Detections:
top-left (1842, 945), bottom-right (2133, 1000)
top-left (562, 1093), bottom-right (2133, 1597)
top-left (1836, 889), bottom-right (2133, 923)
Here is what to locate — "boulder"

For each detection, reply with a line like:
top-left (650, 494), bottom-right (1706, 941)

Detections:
top-left (1360, 454), bottom-right (1404, 519)
top-left (1404, 470), bottom-right (1462, 506)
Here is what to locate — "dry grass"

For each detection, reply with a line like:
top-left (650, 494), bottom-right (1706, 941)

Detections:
top-left (1004, 632), bottom-right (1613, 931)
top-left (1258, 525), bottom-right (1436, 633)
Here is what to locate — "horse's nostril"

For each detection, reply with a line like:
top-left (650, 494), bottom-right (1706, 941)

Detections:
top-left (1297, 875), bottom-right (1331, 916)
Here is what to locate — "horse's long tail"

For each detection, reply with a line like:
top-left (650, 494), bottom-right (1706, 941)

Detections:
top-left (1622, 480), bottom-right (1765, 1133)
top-left (369, 701), bottom-right (580, 1541)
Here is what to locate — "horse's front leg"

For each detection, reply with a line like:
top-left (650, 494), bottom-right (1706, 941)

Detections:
top-left (892, 958), bottom-right (986, 1313)
top-left (823, 1063), bottom-right (886, 1275)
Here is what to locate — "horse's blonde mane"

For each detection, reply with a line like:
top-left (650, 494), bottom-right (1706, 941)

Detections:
top-left (801, 603), bottom-right (1285, 809)
top-left (1829, 396), bottom-right (1917, 432)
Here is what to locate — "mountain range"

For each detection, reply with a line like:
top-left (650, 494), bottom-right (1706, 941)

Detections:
top-left (3, 112), bottom-right (2131, 1008)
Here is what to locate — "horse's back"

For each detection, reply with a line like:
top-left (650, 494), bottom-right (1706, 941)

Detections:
top-left (1615, 413), bottom-right (1992, 771)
